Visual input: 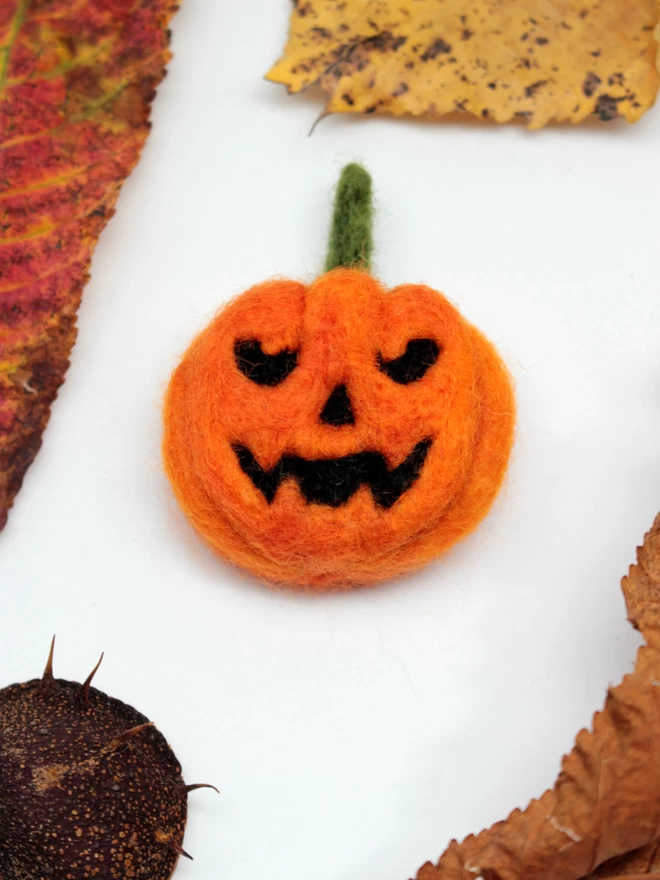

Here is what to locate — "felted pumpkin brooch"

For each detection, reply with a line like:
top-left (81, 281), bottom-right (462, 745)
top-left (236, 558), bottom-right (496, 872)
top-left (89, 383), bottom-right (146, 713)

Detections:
top-left (163, 165), bottom-right (515, 590)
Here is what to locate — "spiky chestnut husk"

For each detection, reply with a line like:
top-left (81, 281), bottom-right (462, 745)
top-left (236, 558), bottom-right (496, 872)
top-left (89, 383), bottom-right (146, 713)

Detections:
top-left (0, 640), bottom-right (217, 880)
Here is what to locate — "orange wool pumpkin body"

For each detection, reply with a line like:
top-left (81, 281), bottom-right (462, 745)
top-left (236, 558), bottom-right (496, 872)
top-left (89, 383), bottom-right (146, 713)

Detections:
top-left (163, 268), bottom-right (514, 590)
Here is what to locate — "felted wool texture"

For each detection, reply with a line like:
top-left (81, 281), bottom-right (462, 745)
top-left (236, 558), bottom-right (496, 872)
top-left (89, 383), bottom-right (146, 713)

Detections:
top-left (163, 268), bottom-right (515, 591)
top-left (325, 163), bottom-right (374, 272)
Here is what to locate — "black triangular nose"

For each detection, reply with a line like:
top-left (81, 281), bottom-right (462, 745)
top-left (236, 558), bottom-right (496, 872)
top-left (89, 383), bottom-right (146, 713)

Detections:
top-left (320, 384), bottom-right (355, 427)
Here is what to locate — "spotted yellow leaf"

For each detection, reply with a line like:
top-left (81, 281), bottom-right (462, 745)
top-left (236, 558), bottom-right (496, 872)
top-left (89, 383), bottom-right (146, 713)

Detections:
top-left (267, 0), bottom-right (660, 129)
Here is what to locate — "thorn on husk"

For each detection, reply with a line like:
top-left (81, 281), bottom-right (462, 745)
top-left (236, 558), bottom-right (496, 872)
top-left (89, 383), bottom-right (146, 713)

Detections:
top-left (156, 832), bottom-right (193, 861)
top-left (42, 635), bottom-right (56, 681)
top-left (183, 783), bottom-right (220, 795)
top-left (106, 722), bottom-right (154, 751)
top-left (79, 653), bottom-right (104, 708)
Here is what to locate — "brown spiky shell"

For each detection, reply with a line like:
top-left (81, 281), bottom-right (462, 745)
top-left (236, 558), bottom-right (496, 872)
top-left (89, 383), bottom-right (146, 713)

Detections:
top-left (0, 644), bottom-right (210, 880)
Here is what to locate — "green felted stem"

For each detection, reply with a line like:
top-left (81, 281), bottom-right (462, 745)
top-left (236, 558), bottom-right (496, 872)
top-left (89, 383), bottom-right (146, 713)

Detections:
top-left (325, 163), bottom-right (374, 272)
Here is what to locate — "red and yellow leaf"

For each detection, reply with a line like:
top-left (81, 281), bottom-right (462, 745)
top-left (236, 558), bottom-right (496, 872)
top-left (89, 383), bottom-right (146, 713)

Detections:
top-left (0, 0), bottom-right (178, 529)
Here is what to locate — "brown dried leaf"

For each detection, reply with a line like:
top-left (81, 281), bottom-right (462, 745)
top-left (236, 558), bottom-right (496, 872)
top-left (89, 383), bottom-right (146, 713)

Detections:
top-left (622, 513), bottom-right (660, 649)
top-left (589, 839), bottom-right (660, 880)
top-left (267, 0), bottom-right (660, 129)
top-left (412, 514), bottom-right (660, 880)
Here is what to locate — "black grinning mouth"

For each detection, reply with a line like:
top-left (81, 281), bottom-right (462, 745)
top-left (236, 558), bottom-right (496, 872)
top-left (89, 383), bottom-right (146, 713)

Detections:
top-left (232, 439), bottom-right (433, 509)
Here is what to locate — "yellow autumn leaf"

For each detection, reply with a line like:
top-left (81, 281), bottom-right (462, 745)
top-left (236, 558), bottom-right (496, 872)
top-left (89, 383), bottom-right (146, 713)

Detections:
top-left (267, 0), bottom-right (660, 129)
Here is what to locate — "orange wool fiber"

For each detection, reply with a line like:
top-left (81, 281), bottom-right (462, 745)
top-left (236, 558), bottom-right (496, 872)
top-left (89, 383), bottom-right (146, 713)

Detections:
top-left (163, 268), bottom-right (515, 591)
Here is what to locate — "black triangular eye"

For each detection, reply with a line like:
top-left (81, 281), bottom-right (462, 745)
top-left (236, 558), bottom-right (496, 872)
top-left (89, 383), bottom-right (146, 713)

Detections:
top-left (377, 339), bottom-right (440, 384)
top-left (234, 340), bottom-right (298, 386)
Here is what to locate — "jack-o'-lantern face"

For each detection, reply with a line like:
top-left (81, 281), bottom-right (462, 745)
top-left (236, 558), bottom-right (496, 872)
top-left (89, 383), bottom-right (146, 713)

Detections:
top-left (163, 268), bottom-right (514, 590)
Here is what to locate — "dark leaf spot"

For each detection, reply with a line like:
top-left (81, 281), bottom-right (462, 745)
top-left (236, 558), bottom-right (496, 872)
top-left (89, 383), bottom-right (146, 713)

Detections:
top-left (525, 80), bottom-right (548, 97)
top-left (420, 38), bottom-right (452, 61)
top-left (595, 94), bottom-right (623, 122)
top-left (582, 72), bottom-right (601, 97)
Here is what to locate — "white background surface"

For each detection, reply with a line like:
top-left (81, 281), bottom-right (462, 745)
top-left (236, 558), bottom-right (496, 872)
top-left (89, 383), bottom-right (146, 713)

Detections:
top-left (2, 3), bottom-right (660, 880)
